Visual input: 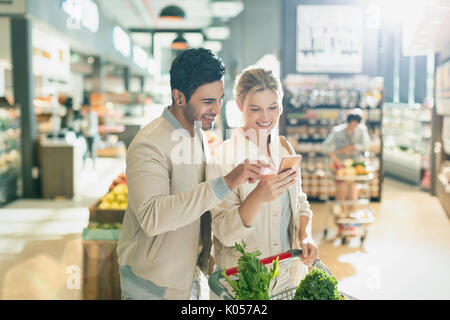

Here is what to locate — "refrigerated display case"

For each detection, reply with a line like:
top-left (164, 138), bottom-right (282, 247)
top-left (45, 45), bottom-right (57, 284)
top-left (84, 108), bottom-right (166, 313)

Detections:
top-left (0, 97), bottom-right (21, 206)
top-left (382, 102), bottom-right (432, 189)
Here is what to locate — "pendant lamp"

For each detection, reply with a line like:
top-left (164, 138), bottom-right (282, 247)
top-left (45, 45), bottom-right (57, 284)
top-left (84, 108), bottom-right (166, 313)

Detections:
top-left (171, 34), bottom-right (188, 50)
top-left (159, 5), bottom-right (186, 20)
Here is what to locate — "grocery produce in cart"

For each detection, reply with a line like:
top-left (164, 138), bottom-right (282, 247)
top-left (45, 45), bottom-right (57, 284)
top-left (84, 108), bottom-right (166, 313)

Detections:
top-left (221, 241), bottom-right (280, 300)
top-left (336, 158), bottom-right (373, 176)
top-left (209, 241), bottom-right (355, 300)
top-left (293, 268), bottom-right (343, 300)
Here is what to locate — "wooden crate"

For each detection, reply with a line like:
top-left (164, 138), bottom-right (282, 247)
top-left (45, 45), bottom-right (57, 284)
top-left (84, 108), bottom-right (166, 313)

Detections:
top-left (82, 229), bottom-right (121, 300)
top-left (89, 199), bottom-right (125, 223)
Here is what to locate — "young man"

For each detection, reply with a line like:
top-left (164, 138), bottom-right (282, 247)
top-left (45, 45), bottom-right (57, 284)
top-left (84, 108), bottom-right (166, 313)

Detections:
top-left (117, 48), bottom-right (270, 300)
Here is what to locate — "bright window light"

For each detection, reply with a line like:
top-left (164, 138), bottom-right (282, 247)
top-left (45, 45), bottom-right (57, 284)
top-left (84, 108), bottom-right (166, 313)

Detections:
top-left (211, 2), bottom-right (244, 19)
top-left (184, 33), bottom-right (204, 47)
top-left (225, 100), bottom-right (243, 128)
top-left (133, 45), bottom-right (148, 69)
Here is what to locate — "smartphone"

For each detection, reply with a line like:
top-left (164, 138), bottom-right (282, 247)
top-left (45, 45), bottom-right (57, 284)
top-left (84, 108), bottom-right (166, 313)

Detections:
top-left (278, 155), bottom-right (302, 173)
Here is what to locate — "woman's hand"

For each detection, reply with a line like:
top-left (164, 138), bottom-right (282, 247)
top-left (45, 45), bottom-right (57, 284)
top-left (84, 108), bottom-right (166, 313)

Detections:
top-left (299, 238), bottom-right (319, 267)
top-left (250, 169), bottom-right (298, 203)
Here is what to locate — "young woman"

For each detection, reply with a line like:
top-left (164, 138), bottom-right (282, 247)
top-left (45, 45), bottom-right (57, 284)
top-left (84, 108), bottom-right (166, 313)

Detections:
top-left (206, 68), bottom-right (319, 296)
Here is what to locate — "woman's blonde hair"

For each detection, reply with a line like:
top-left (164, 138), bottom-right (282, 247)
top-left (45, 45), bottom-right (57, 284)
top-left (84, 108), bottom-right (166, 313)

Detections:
top-left (234, 68), bottom-right (283, 110)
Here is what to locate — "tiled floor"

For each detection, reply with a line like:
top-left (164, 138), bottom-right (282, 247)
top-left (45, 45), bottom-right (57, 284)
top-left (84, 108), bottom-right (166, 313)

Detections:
top-left (0, 157), bottom-right (449, 300)
top-left (0, 157), bottom-right (125, 300)
top-left (311, 177), bottom-right (450, 300)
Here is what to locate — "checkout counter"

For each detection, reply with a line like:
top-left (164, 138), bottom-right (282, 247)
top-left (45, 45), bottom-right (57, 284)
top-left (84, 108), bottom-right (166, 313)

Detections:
top-left (38, 132), bottom-right (85, 199)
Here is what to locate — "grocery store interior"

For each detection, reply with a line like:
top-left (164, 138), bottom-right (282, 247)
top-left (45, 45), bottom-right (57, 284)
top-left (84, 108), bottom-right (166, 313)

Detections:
top-left (0, 0), bottom-right (449, 300)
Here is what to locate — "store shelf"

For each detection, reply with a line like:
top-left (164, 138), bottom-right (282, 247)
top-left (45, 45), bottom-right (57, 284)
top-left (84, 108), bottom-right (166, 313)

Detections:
top-left (0, 106), bottom-right (20, 207)
top-left (282, 74), bottom-right (384, 201)
top-left (0, 172), bottom-right (19, 206)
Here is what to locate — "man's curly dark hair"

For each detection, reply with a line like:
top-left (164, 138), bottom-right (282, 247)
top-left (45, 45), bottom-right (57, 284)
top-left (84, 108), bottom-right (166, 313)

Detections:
top-left (170, 48), bottom-right (225, 103)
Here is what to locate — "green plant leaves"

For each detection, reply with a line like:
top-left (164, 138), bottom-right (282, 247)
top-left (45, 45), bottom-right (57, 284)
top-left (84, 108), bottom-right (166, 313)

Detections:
top-left (223, 240), bottom-right (279, 300)
top-left (293, 268), bottom-right (343, 300)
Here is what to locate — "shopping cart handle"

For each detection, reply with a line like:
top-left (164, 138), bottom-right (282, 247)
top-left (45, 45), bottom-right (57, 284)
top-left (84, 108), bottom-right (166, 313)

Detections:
top-left (225, 249), bottom-right (303, 276)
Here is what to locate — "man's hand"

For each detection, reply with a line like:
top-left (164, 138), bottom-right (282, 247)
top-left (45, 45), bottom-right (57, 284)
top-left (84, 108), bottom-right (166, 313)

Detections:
top-left (299, 238), bottom-right (319, 267)
top-left (223, 159), bottom-right (274, 191)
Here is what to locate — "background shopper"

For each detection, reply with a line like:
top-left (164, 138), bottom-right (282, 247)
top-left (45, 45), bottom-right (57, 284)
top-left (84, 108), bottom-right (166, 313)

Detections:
top-left (81, 98), bottom-right (99, 170)
top-left (322, 108), bottom-right (371, 215)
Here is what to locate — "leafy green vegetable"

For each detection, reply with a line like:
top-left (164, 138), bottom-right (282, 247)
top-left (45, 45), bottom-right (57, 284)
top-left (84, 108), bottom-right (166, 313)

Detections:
top-left (87, 221), bottom-right (122, 230)
top-left (293, 268), bottom-right (344, 300)
top-left (351, 161), bottom-right (366, 168)
top-left (222, 240), bottom-right (279, 300)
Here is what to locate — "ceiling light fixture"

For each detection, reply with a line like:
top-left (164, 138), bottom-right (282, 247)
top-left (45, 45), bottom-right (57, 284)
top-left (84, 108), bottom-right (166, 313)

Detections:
top-left (171, 34), bottom-right (189, 50)
top-left (205, 26), bottom-right (230, 40)
top-left (203, 40), bottom-right (222, 53)
top-left (159, 5), bottom-right (186, 20)
top-left (211, 1), bottom-right (244, 20)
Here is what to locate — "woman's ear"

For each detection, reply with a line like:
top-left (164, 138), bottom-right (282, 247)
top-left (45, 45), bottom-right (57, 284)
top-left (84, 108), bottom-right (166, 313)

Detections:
top-left (172, 89), bottom-right (186, 106)
top-left (235, 98), bottom-right (244, 112)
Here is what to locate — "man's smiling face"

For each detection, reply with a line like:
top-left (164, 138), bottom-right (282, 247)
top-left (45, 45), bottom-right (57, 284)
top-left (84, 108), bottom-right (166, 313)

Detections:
top-left (183, 79), bottom-right (225, 131)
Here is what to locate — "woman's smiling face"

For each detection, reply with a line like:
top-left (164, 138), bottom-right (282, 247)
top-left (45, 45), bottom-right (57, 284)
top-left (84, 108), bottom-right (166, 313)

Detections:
top-left (239, 89), bottom-right (280, 135)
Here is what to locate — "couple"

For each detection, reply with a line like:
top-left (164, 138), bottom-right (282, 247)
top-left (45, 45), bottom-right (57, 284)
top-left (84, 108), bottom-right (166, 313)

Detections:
top-left (117, 48), bottom-right (319, 300)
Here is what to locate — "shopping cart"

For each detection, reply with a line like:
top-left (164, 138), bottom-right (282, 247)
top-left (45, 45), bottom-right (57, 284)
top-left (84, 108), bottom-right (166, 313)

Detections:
top-left (208, 249), bottom-right (355, 300)
top-left (323, 167), bottom-right (376, 245)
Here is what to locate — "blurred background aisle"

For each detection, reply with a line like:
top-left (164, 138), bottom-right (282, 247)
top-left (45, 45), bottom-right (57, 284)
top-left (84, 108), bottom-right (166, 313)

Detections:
top-left (0, 0), bottom-right (450, 300)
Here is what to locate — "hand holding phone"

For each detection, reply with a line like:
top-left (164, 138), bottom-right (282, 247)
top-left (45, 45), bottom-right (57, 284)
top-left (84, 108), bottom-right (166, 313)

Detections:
top-left (278, 155), bottom-right (302, 173)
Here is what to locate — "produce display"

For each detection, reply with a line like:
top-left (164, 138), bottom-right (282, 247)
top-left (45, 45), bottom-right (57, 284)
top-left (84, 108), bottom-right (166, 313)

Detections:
top-left (0, 108), bottom-right (20, 176)
top-left (222, 241), bottom-right (279, 300)
top-left (97, 172), bottom-right (128, 210)
top-left (98, 183), bottom-right (128, 210)
top-left (88, 173), bottom-right (127, 225)
top-left (87, 221), bottom-right (122, 230)
top-left (293, 268), bottom-right (344, 300)
top-left (108, 172), bottom-right (127, 192)
top-left (0, 104), bottom-right (20, 206)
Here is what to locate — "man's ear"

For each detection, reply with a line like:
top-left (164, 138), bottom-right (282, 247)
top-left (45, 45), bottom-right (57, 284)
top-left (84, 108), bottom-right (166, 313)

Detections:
top-left (172, 89), bottom-right (186, 106)
top-left (235, 98), bottom-right (244, 112)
